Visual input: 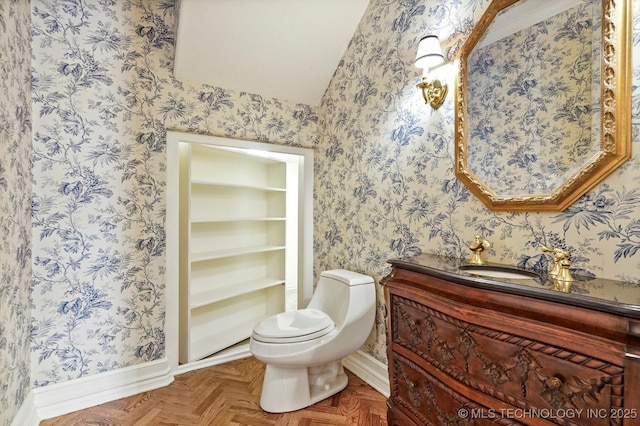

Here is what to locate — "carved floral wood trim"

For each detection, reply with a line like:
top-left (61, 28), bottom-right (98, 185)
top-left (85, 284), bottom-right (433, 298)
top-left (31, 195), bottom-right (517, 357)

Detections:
top-left (391, 354), bottom-right (518, 426)
top-left (391, 295), bottom-right (624, 420)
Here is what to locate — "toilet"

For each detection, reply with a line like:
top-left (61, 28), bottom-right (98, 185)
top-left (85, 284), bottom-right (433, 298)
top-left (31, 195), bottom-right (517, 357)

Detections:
top-left (249, 269), bottom-right (375, 413)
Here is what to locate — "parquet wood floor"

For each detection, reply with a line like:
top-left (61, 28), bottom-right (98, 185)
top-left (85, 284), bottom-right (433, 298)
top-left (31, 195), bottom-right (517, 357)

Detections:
top-left (40, 356), bottom-right (388, 426)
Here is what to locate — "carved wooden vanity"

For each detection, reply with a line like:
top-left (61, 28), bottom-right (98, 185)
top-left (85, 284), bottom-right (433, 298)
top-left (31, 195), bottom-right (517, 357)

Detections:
top-left (382, 254), bottom-right (640, 426)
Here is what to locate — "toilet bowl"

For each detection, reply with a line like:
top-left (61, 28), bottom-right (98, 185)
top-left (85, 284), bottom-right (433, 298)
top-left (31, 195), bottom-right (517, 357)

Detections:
top-left (249, 269), bottom-right (375, 413)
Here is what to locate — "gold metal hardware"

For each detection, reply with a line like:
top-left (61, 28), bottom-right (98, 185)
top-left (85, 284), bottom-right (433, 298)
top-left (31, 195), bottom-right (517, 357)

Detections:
top-left (546, 377), bottom-right (563, 390)
top-left (468, 235), bottom-right (491, 265)
top-left (541, 246), bottom-right (570, 278)
top-left (542, 246), bottom-right (574, 292)
top-left (553, 259), bottom-right (575, 293)
top-left (454, 0), bottom-right (631, 211)
top-left (417, 77), bottom-right (448, 109)
top-left (415, 35), bottom-right (447, 109)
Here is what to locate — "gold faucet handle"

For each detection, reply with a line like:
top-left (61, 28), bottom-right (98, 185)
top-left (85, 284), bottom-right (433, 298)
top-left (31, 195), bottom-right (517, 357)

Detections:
top-left (469, 235), bottom-right (490, 265)
top-left (541, 246), bottom-right (569, 261)
top-left (469, 235), bottom-right (490, 251)
top-left (542, 246), bottom-right (570, 278)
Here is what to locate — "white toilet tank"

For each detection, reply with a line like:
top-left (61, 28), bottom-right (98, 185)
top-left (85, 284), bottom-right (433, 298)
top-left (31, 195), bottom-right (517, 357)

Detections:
top-left (306, 269), bottom-right (374, 329)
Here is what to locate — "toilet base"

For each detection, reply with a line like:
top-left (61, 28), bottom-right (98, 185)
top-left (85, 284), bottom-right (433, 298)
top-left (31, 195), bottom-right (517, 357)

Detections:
top-left (259, 360), bottom-right (348, 413)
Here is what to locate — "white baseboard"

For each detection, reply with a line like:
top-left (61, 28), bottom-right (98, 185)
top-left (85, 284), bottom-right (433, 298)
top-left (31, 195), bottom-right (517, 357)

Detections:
top-left (11, 390), bottom-right (38, 426)
top-left (343, 350), bottom-right (390, 397)
top-left (34, 357), bottom-right (174, 422)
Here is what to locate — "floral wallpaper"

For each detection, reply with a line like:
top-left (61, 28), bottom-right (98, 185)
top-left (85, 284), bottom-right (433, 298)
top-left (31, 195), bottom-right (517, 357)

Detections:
top-left (30, 0), bottom-right (317, 388)
top-left (0, 0), bottom-right (33, 424)
top-left (466, 1), bottom-right (597, 195)
top-left (314, 0), bottom-right (640, 363)
top-left (0, 0), bottom-right (637, 422)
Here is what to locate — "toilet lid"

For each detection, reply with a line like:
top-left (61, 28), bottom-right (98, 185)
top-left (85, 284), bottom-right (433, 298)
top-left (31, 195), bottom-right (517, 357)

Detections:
top-left (252, 309), bottom-right (335, 343)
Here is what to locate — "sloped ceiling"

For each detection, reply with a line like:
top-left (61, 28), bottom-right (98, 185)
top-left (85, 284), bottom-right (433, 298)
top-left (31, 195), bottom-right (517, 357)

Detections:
top-left (174, 0), bottom-right (370, 106)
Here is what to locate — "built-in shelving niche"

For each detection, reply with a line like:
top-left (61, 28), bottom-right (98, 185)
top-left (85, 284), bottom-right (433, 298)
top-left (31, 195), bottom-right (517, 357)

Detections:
top-left (166, 131), bottom-right (313, 372)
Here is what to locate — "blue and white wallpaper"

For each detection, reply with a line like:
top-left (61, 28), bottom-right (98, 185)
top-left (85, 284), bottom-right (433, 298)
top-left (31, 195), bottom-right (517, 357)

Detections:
top-left (2, 0), bottom-right (640, 423)
top-left (0, 1), bottom-right (31, 426)
top-left (315, 0), bottom-right (640, 361)
top-left (467, 2), bottom-right (597, 195)
top-left (0, 1), bottom-right (33, 424)
top-left (29, 0), bottom-right (317, 389)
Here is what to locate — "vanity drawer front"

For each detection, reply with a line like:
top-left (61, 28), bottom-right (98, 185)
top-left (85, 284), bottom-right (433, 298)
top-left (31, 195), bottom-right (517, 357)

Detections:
top-left (389, 351), bottom-right (521, 425)
top-left (389, 293), bottom-right (625, 426)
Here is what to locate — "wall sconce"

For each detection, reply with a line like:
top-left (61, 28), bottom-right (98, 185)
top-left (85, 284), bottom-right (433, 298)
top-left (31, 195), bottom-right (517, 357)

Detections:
top-left (415, 35), bottom-right (447, 109)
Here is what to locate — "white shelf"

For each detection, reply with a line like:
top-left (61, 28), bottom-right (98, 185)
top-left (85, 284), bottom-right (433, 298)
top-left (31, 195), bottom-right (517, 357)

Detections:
top-left (190, 184), bottom-right (286, 219)
top-left (167, 131), bottom-right (313, 371)
top-left (191, 277), bottom-right (285, 308)
top-left (191, 179), bottom-right (286, 192)
top-left (190, 245), bottom-right (285, 263)
top-left (187, 286), bottom-right (283, 362)
top-left (189, 143), bottom-right (287, 189)
top-left (190, 217), bottom-right (285, 224)
top-left (178, 140), bottom-right (297, 365)
top-left (190, 314), bottom-right (269, 361)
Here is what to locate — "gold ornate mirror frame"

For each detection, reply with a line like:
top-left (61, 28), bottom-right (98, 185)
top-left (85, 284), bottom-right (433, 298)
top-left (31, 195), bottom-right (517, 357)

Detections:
top-left (454, 0), bottom-right (631, 211)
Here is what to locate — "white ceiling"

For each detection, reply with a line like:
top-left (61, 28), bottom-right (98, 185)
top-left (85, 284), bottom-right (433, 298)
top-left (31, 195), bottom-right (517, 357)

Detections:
top-left (174, 0), bottom-right (370, 106)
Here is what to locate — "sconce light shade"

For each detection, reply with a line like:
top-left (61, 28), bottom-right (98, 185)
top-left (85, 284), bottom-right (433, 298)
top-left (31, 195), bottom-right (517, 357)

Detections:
top-left (415, 34), bottom-right (447, 109)
top-left (415, 35), bottom-right (445, 69)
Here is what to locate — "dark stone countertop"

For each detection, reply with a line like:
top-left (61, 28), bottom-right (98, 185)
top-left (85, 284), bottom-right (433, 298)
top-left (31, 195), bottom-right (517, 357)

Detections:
top-left (387, 253), bottom-right (640, 320)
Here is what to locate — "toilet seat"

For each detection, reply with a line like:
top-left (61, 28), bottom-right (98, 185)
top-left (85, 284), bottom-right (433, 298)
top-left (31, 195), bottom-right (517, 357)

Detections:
top-left (252, 308), bottom-right (335, 343)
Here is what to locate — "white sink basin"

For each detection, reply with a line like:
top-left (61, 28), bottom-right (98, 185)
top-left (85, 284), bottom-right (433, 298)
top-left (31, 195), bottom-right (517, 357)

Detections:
top-left (459, 265), bottom-right (538, 280)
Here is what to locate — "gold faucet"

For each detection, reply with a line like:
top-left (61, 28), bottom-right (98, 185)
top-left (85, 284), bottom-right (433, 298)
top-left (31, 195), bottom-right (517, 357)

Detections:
top-left (542, 246), bottom-right (574, 292)
top-left (553, 259), bottom-right (575, 292)
top-left (468, 235), bottom-right (491, 265)
top-left (541, 246), bottom-right (569, 277)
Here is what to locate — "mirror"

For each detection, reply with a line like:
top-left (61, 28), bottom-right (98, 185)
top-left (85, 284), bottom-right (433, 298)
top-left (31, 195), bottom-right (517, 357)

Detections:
top-left (455, 0), bottom-right (631, 211)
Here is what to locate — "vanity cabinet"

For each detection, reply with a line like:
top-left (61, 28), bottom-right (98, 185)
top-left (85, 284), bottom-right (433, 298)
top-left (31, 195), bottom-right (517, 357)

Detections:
top-left (383, 259), bottom-right (640, 426)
